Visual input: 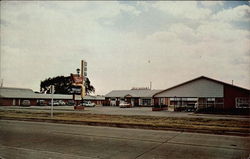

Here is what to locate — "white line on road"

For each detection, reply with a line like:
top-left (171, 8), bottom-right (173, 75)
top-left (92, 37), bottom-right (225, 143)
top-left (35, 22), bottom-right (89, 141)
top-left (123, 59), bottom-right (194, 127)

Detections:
top-left (0, 145), bottom-right (98, 159)
top-left (135, 133), bottom-right (182, 159)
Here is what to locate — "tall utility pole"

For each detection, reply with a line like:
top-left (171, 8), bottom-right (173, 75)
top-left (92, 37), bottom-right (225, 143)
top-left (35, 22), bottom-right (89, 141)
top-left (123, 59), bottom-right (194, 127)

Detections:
top-left (147, 59), bottom-right (152, 90)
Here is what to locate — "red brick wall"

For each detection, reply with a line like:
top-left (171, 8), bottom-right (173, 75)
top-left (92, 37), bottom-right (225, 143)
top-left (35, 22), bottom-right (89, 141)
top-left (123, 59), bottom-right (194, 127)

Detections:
top-left (1, 98), bottom-right (42, 106)
top-left (103, 99), bottom-right (110, 106)
top-left (30, 99), bottom-right (37, 106)
top-left (0, 98), bottom-right (13, 106)
top-left (224, 85), bottom-right (250, 110)
top-left (154, 98), bottom-right (159, 106)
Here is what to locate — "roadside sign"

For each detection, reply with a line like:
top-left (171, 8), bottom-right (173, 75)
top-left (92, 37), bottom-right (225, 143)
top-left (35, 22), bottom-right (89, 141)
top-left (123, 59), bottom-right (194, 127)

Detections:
top-left (69, 86), bottom-right (82, 95)
top-left (71, 74), bottom-right (84, 84)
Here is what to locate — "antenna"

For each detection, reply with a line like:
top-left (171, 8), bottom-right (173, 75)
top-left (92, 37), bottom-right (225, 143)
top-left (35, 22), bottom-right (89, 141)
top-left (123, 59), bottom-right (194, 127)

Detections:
top-left (232, 80), bottom-right (234, 85)
top-left (150, 81), bottom-right (152, 90)
top-left (0, 79), bottom-right (3, 87)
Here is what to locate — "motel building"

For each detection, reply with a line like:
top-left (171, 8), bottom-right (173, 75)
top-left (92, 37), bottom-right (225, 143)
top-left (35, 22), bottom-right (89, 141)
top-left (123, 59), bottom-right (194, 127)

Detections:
top-left (153, 76), bottom-right (250, 112)
top-left (105, 88), bottom-right (162, 107)
top-left (0, 87), bottom-right (105, 106)
top-left (0, 87), bottom-right (72, 106)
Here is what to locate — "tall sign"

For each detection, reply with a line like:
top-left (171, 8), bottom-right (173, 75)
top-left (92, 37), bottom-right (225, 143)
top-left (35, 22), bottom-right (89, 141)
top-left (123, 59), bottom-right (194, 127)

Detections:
top-left (81, 60), bottom-right (87, 77)
top-left (70, 60), bottom-right (88, 104)
top-left (81, 60), bottom-right (87, 97)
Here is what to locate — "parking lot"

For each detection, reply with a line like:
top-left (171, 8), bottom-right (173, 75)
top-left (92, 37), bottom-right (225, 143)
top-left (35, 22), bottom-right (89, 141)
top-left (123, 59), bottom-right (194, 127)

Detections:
top-left (1, 106), bottom-right (249, 120)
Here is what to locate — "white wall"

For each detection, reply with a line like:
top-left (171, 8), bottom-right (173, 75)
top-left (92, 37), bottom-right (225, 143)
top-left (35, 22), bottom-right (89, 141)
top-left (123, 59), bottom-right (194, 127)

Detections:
top-left (155, 78), bottom-right (223, 98)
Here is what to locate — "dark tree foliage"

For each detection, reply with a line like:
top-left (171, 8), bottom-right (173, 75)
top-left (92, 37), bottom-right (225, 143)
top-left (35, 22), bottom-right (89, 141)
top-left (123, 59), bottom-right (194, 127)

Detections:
top-left (40, 76), bottom-right (72, 94)
top-left (40, 76), bottom-right (95, 95)
top-left (84, 78), bottom-right (95, 94)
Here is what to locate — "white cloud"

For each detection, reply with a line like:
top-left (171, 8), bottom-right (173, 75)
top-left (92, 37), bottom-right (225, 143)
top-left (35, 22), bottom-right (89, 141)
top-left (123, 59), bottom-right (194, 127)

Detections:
top-left (153, 1), bottom-right (212, 20)
top-left (1, 1), bottom-right (250, 94)
top-left (212, 5), bottom-right (250, 22)
top-left (138, 19), bottom-right (250, 89)
top-left (200, 1), bottom-right (224, 7)
top-left (196, 21), bottom-right (249, 41)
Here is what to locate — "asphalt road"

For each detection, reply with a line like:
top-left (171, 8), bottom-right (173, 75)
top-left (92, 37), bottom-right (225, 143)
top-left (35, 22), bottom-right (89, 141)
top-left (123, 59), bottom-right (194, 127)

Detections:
top-left (0, 120), bottom-right (249, 159)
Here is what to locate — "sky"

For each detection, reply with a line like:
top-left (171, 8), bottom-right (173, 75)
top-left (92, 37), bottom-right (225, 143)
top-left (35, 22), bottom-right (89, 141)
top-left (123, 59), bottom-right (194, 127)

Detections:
top-left (0, 1), bottom-right (250, 95)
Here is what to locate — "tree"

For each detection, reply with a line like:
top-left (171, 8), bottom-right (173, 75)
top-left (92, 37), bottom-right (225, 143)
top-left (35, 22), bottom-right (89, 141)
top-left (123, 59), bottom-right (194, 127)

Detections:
top-left (40, 76), bottom-right (72, 94)
top-left (40, 76), bottom-right (95, 95)
top-left (84, 78), bottom-right (95, 94)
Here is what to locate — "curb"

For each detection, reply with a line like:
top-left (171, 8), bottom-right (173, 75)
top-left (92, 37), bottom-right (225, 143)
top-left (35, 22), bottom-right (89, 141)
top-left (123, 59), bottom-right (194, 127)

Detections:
top-left (1, 117), bottom-right (249, 137)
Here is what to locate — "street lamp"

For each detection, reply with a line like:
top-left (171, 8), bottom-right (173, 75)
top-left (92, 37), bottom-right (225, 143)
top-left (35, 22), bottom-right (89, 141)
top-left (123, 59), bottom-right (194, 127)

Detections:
top-left (76, 68), bottom-right (80, 77)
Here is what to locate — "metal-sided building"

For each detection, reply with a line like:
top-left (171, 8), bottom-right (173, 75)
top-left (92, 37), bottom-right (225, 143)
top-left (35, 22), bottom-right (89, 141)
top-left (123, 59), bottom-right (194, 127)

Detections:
top-left (0, 87), bottom-right (106, 106)
top-left (153, 76), bottom-right (250, 111)
top-left (105, 89), bottom-right (162, 106)
top-left (0, 87), bottom-right (72, 106)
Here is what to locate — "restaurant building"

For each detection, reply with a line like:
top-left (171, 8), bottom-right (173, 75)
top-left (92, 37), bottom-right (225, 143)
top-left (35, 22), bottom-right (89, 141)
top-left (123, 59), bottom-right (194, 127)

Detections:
top-left (153, 76), bottom-right (250, 111)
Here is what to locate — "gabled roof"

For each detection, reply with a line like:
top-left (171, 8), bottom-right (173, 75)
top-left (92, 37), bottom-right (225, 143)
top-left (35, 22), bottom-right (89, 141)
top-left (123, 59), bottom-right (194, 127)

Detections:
top-left (0, 87), bottom-right (72, 99)
top-left (105, 89), bottom-right (162, 98)
top-left (75, 95), bottom-right (105, 100)
top-left (153, 76), bottom-right (250, 97)
top-left (0, 87), bottom-right (106, 100)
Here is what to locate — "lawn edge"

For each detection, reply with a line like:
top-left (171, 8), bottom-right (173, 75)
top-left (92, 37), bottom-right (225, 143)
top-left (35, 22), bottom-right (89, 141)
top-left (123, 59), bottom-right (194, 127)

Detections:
top-left (1, 116), bottom-right (249, 137)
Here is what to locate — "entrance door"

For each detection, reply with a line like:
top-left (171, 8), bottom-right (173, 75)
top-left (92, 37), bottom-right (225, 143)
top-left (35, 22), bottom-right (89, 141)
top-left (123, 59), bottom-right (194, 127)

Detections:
top-left (134, 98), bottom-right (139, 106)
top-left (126, 98), bottom-right (131, 104)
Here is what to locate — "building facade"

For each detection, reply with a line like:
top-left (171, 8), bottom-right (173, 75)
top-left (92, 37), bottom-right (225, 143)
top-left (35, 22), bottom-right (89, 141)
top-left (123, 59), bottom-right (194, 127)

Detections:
top-left (105, 89), bottom-right (162, 106)
top-left (0, 87), bottom-right (105, 106)
top-left (153, 76), bottom-right (250, 111)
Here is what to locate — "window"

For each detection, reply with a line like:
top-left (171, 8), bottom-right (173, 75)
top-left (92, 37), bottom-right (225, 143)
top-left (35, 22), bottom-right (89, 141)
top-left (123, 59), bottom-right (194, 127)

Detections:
top-left (142, 99), bottom-right (151, 106)
top-left (236, 97), bottom-right (250, 108)
top-left (207, 98), bottom-right (215, 102)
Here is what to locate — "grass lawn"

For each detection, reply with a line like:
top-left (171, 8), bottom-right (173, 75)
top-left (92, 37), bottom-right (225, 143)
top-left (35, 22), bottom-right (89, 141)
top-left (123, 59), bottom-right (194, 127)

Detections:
top-left (0, 109), bottom-right (249, 134)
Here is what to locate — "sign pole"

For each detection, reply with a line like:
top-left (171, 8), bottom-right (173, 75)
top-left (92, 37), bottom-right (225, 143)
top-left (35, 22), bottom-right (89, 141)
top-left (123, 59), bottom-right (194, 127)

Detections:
top-left (51, 85), bottom-right (54, 118)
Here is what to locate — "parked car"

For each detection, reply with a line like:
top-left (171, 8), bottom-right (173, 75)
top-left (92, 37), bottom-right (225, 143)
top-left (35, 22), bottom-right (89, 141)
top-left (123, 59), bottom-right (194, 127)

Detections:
top-left (58, 100), bottom-right (66, 106)
top-left (67, 100), bottom-right (75, 106)
top-left (185, 106), bottom-right (196, 112)
top-left (21, 100), bottom-right (31, 106)
top-left (37, 100), bottom-right (47, 106)
top-left (48, 100), bottom-right (60, 106)
top-left (119, 102), bottom-right (132, 108)
top-left (79, 101), bottom-right (95, 107)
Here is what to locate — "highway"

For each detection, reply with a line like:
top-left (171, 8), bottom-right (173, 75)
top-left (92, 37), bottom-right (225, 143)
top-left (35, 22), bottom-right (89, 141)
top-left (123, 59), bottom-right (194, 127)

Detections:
top-left (0, 120), bottom-right (249, 159)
